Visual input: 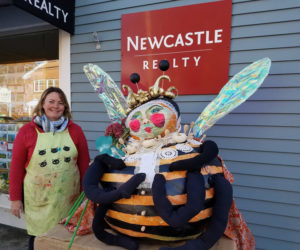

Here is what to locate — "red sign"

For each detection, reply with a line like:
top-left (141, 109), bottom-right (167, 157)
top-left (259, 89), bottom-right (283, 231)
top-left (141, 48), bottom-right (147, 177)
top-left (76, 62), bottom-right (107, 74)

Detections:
top-left (121, 0), bottom-right (232, 95)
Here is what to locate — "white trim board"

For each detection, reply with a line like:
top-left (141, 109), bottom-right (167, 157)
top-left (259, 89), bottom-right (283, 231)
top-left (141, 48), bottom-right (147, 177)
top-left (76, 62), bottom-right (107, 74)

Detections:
top-left (59, 29), bottom-right (71, 104)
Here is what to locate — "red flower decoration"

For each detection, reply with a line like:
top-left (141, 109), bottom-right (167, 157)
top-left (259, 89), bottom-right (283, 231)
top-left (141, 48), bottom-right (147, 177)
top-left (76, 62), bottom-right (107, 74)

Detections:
top-left (105, 119), bottom-right (128, 140)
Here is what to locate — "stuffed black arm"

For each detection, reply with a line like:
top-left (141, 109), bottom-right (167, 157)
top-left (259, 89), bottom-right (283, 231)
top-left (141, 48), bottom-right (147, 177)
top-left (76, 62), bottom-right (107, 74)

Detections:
top-left (83, 154), bottom-right (145, 204)
top-left (152, 140), bottom-right (218, 228)
top-left (83, 154), bottom-right (142, 250)
top-left (159, 174), bottom-right (233, 250)
top-left (169, 140), bottom-right (219, 171)
top-left (152, 172), bottom-right (205, 228)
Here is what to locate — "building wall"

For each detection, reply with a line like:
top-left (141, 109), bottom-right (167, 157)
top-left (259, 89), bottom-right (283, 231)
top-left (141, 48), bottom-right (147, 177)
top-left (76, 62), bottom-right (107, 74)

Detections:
top-left (71, 0), bottom-right (300, 249)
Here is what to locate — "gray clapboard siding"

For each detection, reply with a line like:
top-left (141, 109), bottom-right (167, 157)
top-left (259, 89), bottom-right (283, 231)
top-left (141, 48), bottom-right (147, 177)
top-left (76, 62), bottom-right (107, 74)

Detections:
top-left (235, 197), bottom-right (300, 218)
top-left (72, 71), bottom-right (121, 83)
top-left (255, 238), bottom-right (300, 250)
top-left (221, 149), bottom-right (300, 166)
top-left (77, 121), bottom-right (109, 132)
top-left (230, 47), bottom-right (300, 63)
top-left (72, 30), bottom-right (121, 44)
top-left (71, 0), bottom-right (300, 249)
top-left (71, 41), bottom-right (121, 54)
top-left (76, 0), bottom-right (110, 8)
top-left (75, 0), bottom-right (218, 17)
top-left (209, 125), bottom-right (300, 140)
top-left (71, 55), bottom-right (120, 66)
top-left (232, 7), bottom-right (300, 27)
top-left (231, 20), bottom-right (300, 38)
top-left (209, 137), bottom-right (300, 153)
top-left (230, 100), bottom-right (300, 113)
top-left (72, 103), bottom-right (107, 112)
top-left (223, 161), bottom-right (300, 179)
top-left (235, 187), bottom-right (300, 207)
top-left (251, 224), bottom-right (300, 242)
top-left (255, 238), bottom-right (299, 250)
top-left (201, 113), bottom-right (300, 127)
top-left (261, 75), bottom-right (300, 88)
top-left (233, 173), bottom-right (300, 192)
top-left (253, 223), bottom-right (300, 243)
top-left (230, 63), bottom-right (300, 77)
top-left (230, 34), bottom-right (300, 50)
top-left (232, 0), bottom-right (300, 14)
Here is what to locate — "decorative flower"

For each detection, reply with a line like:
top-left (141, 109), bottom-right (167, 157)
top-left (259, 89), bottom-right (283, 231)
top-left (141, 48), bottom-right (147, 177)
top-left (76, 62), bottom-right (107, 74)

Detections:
top-left (105, 118), bottom-right (129, 145)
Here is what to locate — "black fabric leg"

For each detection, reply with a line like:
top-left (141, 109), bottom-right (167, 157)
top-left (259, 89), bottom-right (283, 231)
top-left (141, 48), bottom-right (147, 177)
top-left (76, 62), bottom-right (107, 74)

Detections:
top-left (28, 235), bottom-right (35, 250)
top-left (159, 174), bottom-right (233, 250)
top-left (92, 205), bottom-right (138, 250)
top-left (152, 172), bottom-right (205, 228)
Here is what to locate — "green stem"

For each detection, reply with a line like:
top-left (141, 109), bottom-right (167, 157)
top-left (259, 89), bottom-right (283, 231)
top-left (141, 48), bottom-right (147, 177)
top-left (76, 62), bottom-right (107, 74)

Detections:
top-left (68, 199), bottom-right (89, 250)
top-left (69, 192), bottom-right (85, 216)
top-left (64, 192), bottom-right (85, 226)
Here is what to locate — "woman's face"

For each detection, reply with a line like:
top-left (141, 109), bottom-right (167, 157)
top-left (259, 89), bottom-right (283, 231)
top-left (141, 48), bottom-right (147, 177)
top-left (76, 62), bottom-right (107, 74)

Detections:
top-left (126, 100), bottom-right (178, 140)
top-left (42, 92), bottom-right (65, 121)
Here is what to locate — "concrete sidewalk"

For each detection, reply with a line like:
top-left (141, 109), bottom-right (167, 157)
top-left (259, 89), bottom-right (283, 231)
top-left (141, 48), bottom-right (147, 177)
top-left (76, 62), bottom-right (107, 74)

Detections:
top-left (0, 223), bottom-right (29, 250)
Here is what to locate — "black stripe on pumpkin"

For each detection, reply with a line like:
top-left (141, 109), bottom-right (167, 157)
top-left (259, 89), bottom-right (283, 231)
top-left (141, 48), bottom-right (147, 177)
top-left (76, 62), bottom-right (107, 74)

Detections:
top-left (109, 198), bottom-right (214, 216)
top-left (159, 157), bottom-right (222, 172)
top-left (105, 216), bottom-right (210, 237)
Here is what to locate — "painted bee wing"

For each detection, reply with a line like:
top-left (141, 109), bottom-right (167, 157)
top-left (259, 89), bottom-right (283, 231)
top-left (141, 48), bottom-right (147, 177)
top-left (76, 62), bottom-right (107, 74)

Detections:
top-left (193, 57), bottom-right (271, 138)
top-left (83, 64), bottom-right (128, 122)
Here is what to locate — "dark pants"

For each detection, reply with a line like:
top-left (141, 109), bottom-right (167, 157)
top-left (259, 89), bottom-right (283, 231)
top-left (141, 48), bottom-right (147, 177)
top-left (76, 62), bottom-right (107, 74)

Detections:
top-left (28, 235), bottom-right (35, 250)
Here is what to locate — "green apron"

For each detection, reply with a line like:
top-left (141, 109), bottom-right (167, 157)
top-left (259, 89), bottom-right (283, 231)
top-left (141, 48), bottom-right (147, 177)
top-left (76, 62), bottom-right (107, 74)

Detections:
top-left (24, 128), bottom-right (80, 236)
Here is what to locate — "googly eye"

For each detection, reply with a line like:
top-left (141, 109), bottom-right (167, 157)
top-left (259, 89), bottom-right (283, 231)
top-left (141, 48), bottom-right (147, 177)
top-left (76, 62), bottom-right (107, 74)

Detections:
top-left (40, 161), bottom-right (47, 167)
top-left (51, 148), bottom-right (58, 153)
top-left (64, 157), bottom-right (71, 163)
top-left (52, 159), bottom-right (60, 165)
top-left (39, 150), bottom-right (46, 155)
top-left (63, 146), bottom-right (70, 151)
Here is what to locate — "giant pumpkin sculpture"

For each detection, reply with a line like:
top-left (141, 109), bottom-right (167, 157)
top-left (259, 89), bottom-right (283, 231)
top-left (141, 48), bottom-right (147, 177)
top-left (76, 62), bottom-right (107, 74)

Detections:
top-left (81, 58), bottom-right (271, 250)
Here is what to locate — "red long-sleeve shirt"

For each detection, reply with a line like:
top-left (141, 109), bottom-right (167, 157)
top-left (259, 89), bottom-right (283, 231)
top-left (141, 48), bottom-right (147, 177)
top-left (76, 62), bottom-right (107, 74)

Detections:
top-left (9, 119), bottom-right (90, 201)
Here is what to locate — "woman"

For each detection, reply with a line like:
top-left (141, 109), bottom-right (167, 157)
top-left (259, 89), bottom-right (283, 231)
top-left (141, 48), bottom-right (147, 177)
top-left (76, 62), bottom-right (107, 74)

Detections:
top-left (9, 87), bottom-right (90, 249)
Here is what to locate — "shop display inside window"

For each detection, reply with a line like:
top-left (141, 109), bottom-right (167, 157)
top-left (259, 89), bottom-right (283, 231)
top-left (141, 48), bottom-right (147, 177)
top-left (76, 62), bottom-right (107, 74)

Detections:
top-left (0, 60), bottom-right (59, 193)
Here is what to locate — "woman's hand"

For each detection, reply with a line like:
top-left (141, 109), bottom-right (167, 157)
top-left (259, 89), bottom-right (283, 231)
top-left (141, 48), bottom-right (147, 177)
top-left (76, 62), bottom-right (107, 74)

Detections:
top-left (10, 200), bottom-right (23, 218)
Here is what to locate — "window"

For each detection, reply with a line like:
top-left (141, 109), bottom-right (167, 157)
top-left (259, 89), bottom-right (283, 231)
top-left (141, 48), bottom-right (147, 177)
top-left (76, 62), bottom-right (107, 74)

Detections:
top-left (33, 79), bottom-right (45, 92)
top-left (0, 60), bottom-right (59, 119)
top-left (46, 79), bottom-right (56, 88)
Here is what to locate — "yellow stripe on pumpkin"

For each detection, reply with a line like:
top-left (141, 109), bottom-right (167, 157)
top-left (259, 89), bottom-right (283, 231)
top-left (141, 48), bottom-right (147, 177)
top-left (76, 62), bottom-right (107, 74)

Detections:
top-left (101, 173), bottom-right (133, 182)
top-left (190, 207), bottom-right (212, 222)
top-left (114, 188), bottom-right (214, 206)
top-left (161, 166), bottom-right (223, 180)
top-left (101, 166), bottom-right (223, 183)
top-left (159, 153), bottom-right (199, 165)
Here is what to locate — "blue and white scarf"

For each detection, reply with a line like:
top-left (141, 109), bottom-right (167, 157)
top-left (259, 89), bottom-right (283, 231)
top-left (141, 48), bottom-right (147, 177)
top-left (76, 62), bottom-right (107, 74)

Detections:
top-left (34, 115), bottom-right (69, 134)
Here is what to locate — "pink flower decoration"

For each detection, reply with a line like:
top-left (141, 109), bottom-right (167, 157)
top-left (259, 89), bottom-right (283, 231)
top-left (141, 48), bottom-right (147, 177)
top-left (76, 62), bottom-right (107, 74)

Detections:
top-left (150, 113), bottom-right (165, 128)
top-left (129, 119), bottom-right (140, 132)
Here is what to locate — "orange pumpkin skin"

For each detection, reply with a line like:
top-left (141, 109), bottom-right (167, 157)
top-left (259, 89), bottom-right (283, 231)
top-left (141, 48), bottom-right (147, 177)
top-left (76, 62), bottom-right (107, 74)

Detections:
top-left (100, 141), bottom-right (224, 241)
